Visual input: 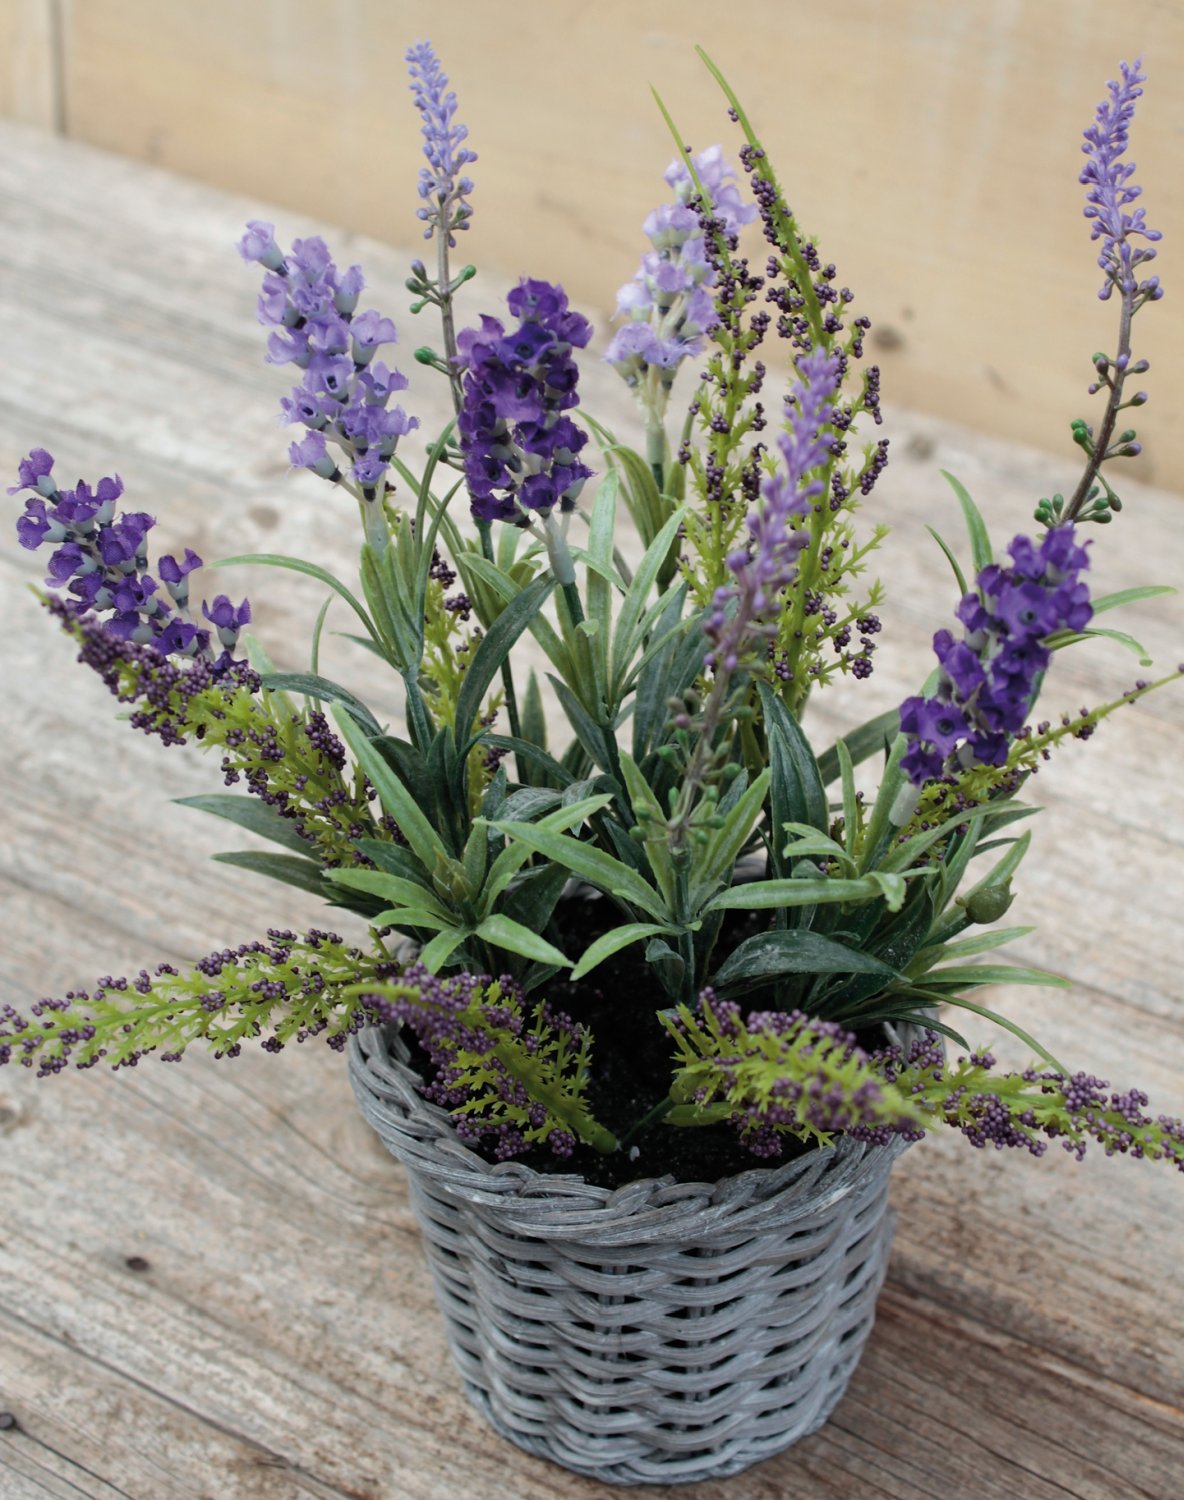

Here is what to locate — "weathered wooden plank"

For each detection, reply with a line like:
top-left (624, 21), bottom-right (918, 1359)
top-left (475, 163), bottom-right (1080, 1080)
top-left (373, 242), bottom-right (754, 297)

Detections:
top-left (0, 0), bottom-right (57, 131)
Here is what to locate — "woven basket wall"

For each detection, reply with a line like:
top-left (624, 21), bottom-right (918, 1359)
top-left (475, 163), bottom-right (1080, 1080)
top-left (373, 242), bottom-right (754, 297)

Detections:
top-left (348, 1023), bottom-right (911, 1487)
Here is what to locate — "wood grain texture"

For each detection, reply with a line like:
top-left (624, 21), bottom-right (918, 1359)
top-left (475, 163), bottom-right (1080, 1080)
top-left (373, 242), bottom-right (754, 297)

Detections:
top-left (0, 121), bottom-right (1182, 1499)
top-left (5, 0), bottom-right (1183, 493)
top-left (0, 0), bottom-right (57, 130)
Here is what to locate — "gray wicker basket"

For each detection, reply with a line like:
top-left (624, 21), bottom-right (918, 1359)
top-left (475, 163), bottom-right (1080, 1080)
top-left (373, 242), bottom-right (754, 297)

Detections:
top-left (348, 1022), bottom-right (911, 1486)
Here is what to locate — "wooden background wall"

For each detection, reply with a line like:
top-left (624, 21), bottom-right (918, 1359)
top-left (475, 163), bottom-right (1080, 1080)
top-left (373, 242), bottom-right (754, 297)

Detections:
top-left (2, 0), bottom-right (1182, 495)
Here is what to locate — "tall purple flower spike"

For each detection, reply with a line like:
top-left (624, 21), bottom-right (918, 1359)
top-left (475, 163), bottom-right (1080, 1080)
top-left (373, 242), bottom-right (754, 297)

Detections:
top-left (406, 41), bottom-right (477, 247)
top-left (1080, 59), bottom-right (1162, 304)
top-left (899, 528), bottom-right (1092, 786)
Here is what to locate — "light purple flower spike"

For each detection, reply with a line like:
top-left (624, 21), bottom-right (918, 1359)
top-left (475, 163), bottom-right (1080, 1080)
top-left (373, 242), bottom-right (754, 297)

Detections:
top-left (1080, 60), bottom-right (1162, 303)
top-left (406, 41), bottom-right (476, 247)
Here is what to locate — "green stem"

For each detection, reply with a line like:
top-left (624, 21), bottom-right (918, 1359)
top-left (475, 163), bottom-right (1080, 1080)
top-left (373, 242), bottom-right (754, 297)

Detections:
top-left (477, 521), bottom-right (526, 783)
top-left (1064, 286), bottom-right (1135, 522)
top-left (619, 1093), bottom-right (676, 1149)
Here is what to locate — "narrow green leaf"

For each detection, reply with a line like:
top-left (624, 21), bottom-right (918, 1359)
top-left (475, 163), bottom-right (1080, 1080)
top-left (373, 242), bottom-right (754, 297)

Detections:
top-left (758, 683), bottom-right (827, 871)
top-left (475, 913), bottom-right (572, 968)
top-left (353, 839), bottom-right (432, 888)
top-left (836, 737), bottom-right (858, 861)
top-left (879, 799), bottom-right (1034, 874)
top-left (548, 674), bottom-right (611, 770)
top-left (480, 794), bottom-right (615, 912)
top-left (1048, 625), bottom-right (1154, 665)
top-left (369, 907), bottom-right (453, 934)
top-left (489, 821), bottom-right (668, 920)
top-left (611, 506), bottom-right (686, 687)
top-left (454, 574), bottom-right (555, 745)
top-left (521, 670), bottom-right (548, 752)
top-left (483, 734), bottom-right (574, 787)
top-left (920, 963), bottom-right (1068, 989)
top-left (210, 850), bottom-right (327, 899)
top-left (925, 524), bottom-right (969, 596)
top-left (617, 751), bottom-right (676, 907)
top-left (693, 768), bottom-right (771, 896)
top-left (904, 990), bottom-right (1066, 1072)
top-left (333, 708), bottom-right (447, 870)
top-left (460, 554), bottom-right (572, 680)
top-left (569, 922), bottom-right (674, 981)
top-left (1092, 584), bottom-right (1175, 615)
top-left (498, 861), bottom-right (570, 936)
top-left (912, 926), bottom-right (1034, 967)
top-left (213, 552), bottom-right (377, 641)
top-left (175, 793), bottom-right (311, 856)
top-left (329, 868), bottom-right (451, 918)
top-left (708, 871), bottom-right (924, 914)
top-left (261, 672), bottom-right (384, 739)
top-left (419, 930), bottom-right (470, 973)
top-left (941, 470), bottom-right (993, 573)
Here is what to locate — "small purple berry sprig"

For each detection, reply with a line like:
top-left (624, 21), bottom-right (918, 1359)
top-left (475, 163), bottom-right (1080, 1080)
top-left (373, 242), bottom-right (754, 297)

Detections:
top-left (237, 222), bottom-right (419, 540)
top-left (351, 965), bottom-right (618, 1158)
top-left (899, 526), bottom-right (1093, 788)
top-left (663, 991), bottom-right (928, 1157)
top-left (664, 999), bottom-right (1184, 1170)
top-left (0, 930), bottom-right (397, 1076)
top-left (871, 1031), bottom-right (1184, 1171)
top-left (1042, 60), bottom-right (1164, 528)
top-left (10, 449), bottom-right (249, 668)
top-left (49, 599), bottom-right (401, 867)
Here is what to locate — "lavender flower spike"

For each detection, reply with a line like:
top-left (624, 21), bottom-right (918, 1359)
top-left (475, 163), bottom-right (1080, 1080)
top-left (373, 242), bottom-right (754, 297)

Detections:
top-left (406, 41), bottom-right (476, 247)
top-left (899, 527), bottom-right (1092, 787)
top-left (1081, 60), bottom-right (1162, 303)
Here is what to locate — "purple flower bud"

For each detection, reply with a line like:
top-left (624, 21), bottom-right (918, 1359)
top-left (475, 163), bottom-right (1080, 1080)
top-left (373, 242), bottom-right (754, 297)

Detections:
top-left (158, 547), bottom-right (203, 606)
top-left (351, 453), bottom-right (389, 488)
top-left (289, 431), bottom-right (338, 480)
top-left (8, 448), bottom-right (58, 497)
top-left (237, 220), bottom-right (285, 272)
top-left (334, 264), bottom-right (365, 316)
top-left (350, 309), bottom-right (399, 363)
top-left (202, 593), bottom-right (252, 648)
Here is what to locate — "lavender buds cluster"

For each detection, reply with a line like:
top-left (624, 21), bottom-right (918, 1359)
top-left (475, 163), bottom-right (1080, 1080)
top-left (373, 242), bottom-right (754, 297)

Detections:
top-left (238, 224), bottom-right (418, 502)
top-left (704, 348), bottom-right (841, 672)
top-left (456, 278), bottom-right (594, 526)
top-left (900, 527), bottom-right (1093, 786)
top-left (606, 146), bottom-right (756, 420)
top-left (10, 450), bottom-right (248, 665)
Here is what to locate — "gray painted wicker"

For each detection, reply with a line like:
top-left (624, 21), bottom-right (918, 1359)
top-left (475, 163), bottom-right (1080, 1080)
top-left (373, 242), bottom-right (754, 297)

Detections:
top-left (348, 1022), bottom-right (911, 1486)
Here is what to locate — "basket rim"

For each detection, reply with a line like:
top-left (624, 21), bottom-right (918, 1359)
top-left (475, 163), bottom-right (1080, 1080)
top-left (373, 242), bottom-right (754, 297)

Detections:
top-left (348, 1021), bottom-right (916, 1243)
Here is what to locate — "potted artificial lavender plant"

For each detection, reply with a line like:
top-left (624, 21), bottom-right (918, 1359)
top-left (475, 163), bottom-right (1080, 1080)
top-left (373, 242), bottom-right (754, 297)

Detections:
top-left (4, 42), bottom-right (1181, 1487)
